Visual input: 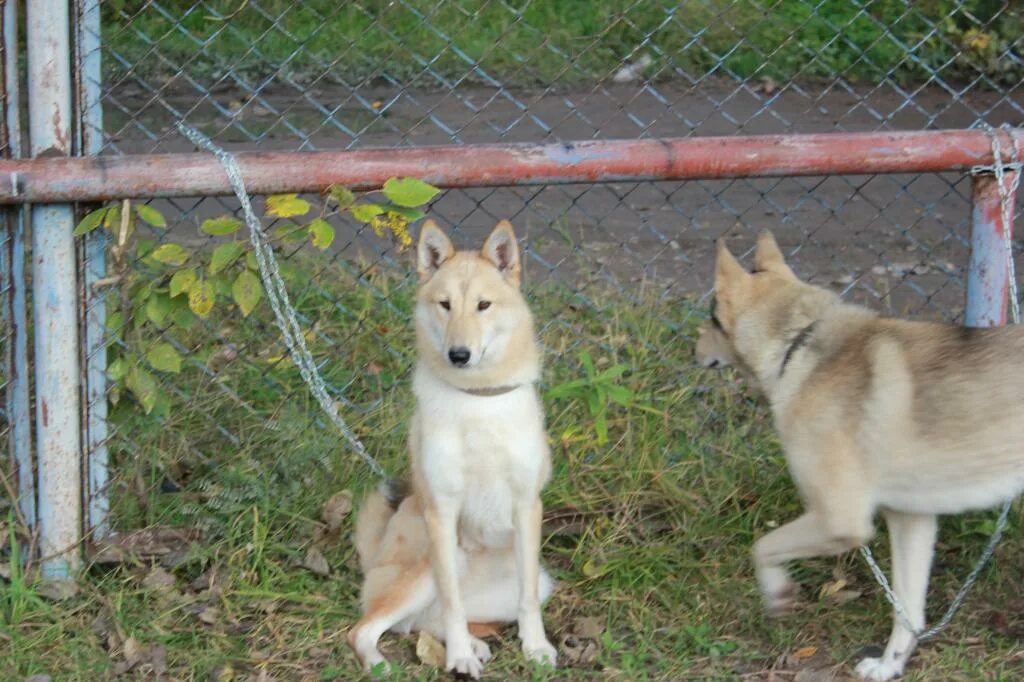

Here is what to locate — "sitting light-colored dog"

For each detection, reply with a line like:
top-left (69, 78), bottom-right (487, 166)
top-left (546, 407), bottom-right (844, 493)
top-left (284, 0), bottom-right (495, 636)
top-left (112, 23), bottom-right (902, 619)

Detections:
top-left (698, 231), bottom-right (1024, 681)
top-left (348, 220), bottom-right (557, 678)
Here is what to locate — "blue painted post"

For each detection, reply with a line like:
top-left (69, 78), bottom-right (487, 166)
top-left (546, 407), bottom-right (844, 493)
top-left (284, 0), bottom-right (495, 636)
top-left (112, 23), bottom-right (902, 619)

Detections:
top-left (1, 0), bottom-right (34, 527)
top-left (966, 171), bottom-right (1018, 327)
top-left (28, 0), bottom-right (81, 578)
top-left (76, 0), bottom-right (109, 540)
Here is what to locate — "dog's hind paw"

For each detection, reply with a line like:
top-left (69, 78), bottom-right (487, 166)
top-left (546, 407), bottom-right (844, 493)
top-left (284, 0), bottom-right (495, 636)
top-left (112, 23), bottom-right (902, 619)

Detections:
top-left (446, 653), bottom-right (484, 679)
top-left (523, 639), bottom-right (558, 667)
top-left (469, 636), bottom-right (492, 663)
top-left (855, 656), bottom-right (904, 681)
top-left (764, 583), bottom-right (800, 618)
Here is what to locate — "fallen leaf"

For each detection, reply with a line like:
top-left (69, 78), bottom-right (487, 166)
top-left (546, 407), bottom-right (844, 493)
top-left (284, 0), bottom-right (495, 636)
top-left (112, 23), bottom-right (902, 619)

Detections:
top-left (37, 579), bottom-right (79, 601)
top-left (793, 646), bottom-right (819, 661)
top-left (302, 547), bottom-right (330, 577)
top-left (24, 676), bottom-right (52, 682)
top-left (197, 605), bottom-right (221, 625)
top-left (572, 616), bottom-right (604, 639)
top-left (210, 663), bottom-right (235, 681)
top-left (416, 630), bottom-right (446, 668)
top-left (88, 527), bottom-right (198, 564)
top-left (819, 579), bottom-right (846, 599)
top-left (365, 361), bottom-right (383, 375)
top-left (123, 636), bottom-right (145, 664)
top-left (320, 491), bottom-right (353, 532)
top-left (829, 589), bottom-right (863, 605)
top-left (142, 565), bottom-right (177, 590)
top-left (560, 634), bottom-right (599, 666)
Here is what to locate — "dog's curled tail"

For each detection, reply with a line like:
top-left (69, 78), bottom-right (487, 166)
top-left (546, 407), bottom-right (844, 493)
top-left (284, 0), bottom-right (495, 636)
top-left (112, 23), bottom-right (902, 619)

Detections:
top-left (353, 478), bottom-right (409, 572)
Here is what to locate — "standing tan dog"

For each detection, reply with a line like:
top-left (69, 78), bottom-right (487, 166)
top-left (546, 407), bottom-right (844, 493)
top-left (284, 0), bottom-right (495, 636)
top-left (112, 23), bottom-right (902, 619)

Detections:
top-left (699, 231), bottom-right (1024, 681)
top-left (348, 220), bottom-right (558, 677)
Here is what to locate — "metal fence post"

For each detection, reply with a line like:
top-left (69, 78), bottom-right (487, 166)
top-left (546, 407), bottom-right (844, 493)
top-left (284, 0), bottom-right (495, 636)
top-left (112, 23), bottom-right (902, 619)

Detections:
top-left (28, 0), bottom-right (81, 578)
top-left (1, 0), bottom-right (33, 528)
top-left (75, 0), bottom-right (109, 540)
top-left (966, 171), bottom-right (1018, 327)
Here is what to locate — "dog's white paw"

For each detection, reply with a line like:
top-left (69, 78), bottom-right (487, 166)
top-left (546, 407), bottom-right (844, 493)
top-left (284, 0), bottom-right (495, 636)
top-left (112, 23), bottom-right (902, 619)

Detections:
top-left (855, 656), bottom-right (904, 681)
top-left (763, 582), bottom-right (799, 617)
top-left (469, 636), bottom-right (492, 663)
top-left (446, 643), bottom-right (484, 680)
top-left (523, 639), bottom-right (558, 667)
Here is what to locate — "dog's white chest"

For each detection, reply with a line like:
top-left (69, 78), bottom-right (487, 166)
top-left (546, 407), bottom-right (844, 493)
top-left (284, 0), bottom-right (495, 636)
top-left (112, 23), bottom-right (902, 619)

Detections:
top-left (413, 376), bottom-right (549, 544)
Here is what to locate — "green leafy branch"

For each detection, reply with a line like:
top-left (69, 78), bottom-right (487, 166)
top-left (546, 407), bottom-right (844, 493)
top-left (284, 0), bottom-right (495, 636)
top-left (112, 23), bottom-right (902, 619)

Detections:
top-left (74, 177), bottom-right (440, 419)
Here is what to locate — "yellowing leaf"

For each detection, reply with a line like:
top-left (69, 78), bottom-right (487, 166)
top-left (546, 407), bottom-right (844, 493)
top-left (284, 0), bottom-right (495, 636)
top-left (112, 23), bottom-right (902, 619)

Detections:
top-left (208, 241), bottom-right (244, 274)
top-left (232, 270), bottom-right (262, 317)
top-left (308, 218), bottom-right (335, 250)
top-left (349, 203), bottom-right (384, 223)
top-left (382, 177), bottom-right (440, 208)
top-left (135, 204), bottom-right (167, 228)
top-left (266, 193), bottom-right (310, 218)
top-left (150, 243), bottom-right (190, 266)
top-left (73, 207), bottom-right (109, 236)
top-left (201, 216), bottom-right (243, 236)
top-left (169, 268), bottom-right (197, 298)
top-left (146, 343), bottom-right (183, 374)
top-left (188, 279), bottom-right (216, 318)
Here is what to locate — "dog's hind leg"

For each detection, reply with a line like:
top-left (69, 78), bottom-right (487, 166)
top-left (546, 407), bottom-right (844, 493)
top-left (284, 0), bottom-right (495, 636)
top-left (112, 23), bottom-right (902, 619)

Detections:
top-left (753, 508), bottom-right (873, 615)
top-left (855, 511), bottom-right (937, 682)
top-left (348, 562), bottom-right (435, 672)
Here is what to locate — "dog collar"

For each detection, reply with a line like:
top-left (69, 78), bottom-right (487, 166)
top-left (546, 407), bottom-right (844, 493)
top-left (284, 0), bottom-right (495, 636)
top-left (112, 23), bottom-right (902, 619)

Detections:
top-left (459, 384), bottom-right (522, 397)
top-left (779, 322), bottom-right (817, 377)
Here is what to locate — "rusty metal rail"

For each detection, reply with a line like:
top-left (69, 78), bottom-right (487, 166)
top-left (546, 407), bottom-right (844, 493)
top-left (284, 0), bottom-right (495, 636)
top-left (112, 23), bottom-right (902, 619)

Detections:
top-left (1, 129), bottom-right (1021, 204)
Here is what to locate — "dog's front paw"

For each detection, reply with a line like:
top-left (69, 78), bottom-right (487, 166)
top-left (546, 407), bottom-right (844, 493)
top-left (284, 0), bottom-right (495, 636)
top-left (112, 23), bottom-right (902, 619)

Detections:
top-left (446, 645), bottom-right (484, 680)
top-left (523, 639), bottom-right (558, 667)
top-left (855, 656), bottom-right (904, 681)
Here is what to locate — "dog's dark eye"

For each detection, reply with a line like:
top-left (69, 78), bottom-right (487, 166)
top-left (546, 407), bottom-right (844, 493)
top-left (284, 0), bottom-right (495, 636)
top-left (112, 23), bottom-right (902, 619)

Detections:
top-left (439, 301), bottom-right (451, 310)
top-left (477, 301), bottom-right (491, 311)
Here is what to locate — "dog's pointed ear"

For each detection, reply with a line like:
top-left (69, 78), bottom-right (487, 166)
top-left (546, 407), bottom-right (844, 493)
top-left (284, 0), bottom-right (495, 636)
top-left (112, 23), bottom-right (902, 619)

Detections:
top-left (418, 219), bottom-right (454, 281)
top-left (753, 230), bottom-right (796, 279)
top-left (714, 239), bottom-right (750, 329)
top-left (481, 220), bottom-right (521, 286)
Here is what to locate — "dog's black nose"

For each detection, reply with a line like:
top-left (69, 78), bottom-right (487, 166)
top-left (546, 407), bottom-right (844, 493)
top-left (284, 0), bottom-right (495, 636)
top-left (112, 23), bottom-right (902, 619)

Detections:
top-left (448, 347), bottom-right (471, 366)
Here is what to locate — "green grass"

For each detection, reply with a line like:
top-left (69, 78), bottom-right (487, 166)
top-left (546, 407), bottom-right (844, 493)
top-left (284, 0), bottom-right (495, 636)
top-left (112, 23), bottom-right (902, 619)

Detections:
top-left (2, 255), bottom-right (1022, 679)
top-left (103, 0), bottom-right (1023, 88)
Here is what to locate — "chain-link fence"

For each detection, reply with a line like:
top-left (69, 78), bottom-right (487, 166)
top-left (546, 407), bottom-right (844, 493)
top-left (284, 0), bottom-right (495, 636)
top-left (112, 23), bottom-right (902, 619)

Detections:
top-left (86, 0), bottom-right (1023, 490)
top-left (2, 1), bottom-right (1024, 677)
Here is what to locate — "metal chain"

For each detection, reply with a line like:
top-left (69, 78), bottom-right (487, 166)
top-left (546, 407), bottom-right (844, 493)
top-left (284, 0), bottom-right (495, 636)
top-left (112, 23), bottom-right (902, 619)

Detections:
top-left (176, 123), bottom-right (388, 479)
top-left (858, 123), bottom-right (1020, 642)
